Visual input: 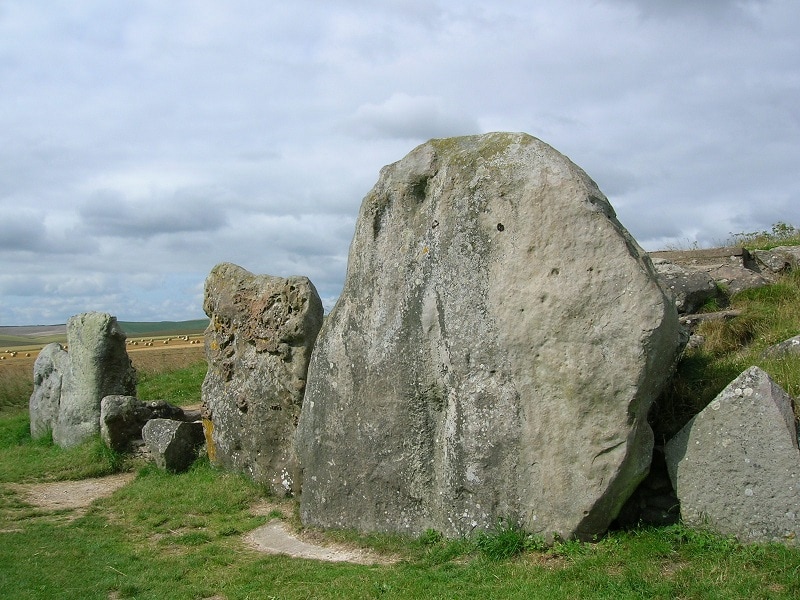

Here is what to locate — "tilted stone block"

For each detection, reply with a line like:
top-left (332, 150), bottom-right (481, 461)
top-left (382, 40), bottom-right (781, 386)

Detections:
top-left (665, 366), bottom-right (800, 545)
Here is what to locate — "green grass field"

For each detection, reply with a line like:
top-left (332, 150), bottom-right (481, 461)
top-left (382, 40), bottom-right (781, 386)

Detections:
top-left (1, 231), bottom-right (799, 599)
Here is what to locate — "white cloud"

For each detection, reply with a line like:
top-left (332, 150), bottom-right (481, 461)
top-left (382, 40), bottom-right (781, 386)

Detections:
top-left (344, 93), bottom-right (480, 140)
top-left (77, 188), bottom-right (229, 238)
top-left (0, 0), bottom-right (798, 324)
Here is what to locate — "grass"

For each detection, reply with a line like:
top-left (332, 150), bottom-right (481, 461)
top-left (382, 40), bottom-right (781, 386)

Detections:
top-left (0, 411), bottom-right (126, 483)
top-left (137, 360), bottom-right (207, 407)
top-left (728, 221), bottom-right (800, 251)
top-left (653, 259), bottom-right (800, 441)
top-left (1, 433), bottom-right (798, 599)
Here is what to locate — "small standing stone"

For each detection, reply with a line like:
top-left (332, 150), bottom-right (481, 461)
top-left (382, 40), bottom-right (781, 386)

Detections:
top-left (29, 343), bottom-right (69, 439)
top-left (53, 313), bottom-right (137, 448)
top-left (142, 419), bottom-right (205, 473)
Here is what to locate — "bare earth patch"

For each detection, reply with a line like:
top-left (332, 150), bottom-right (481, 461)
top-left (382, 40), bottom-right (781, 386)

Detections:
top-left (244, 520), bottom-right (398, 565)
top-left (8, 473), bottom-right (135, 514)
top-left (246, 498), bottom-right (399, 564)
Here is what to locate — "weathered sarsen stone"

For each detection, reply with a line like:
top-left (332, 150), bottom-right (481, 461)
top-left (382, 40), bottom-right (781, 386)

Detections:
top-left (53, 312), bottom-right (137, 448)
top-left (29, 343), bottom-right (69, 439)
top-left (100, 395), bottom-right (191, 452)
top-left (201, 263), bottom-right (323, 495)
top-left (296, 133), bottom-right (682, 540)
top-left (142, 418), bottom-right (205, 473)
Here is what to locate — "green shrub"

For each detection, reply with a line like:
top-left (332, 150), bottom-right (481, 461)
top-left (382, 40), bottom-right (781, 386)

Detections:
top-left (728, 221), bottom-right (800, 250)
top-left (475, 519), bottom-right (546, 560)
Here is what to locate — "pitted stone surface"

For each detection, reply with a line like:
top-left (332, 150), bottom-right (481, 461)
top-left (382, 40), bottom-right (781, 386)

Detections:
top-left (665, 366), bottom-right (800, 545)
top-left (296, 133), bottom-right (682, 540)
top-left (201, 263), bottom-right (323, 495)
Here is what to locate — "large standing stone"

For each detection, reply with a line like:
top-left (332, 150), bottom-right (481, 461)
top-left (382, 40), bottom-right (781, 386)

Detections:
top-left (296, 133), bottom-right (682, 540)
top-left (29, 343), bottom-right (69, 439)
top-left (52, 312), bottom-right (137, 448)
top-left (201, 263), bottom-right (323, 495)
top-left (665, 367), bottom-right (800, 545)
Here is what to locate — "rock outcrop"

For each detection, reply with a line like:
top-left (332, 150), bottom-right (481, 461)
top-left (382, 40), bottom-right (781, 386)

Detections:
top-left (296, 132), bottom-right (683, 540)
top-left (30, 312), bottom-right (137, 448)
top-left (651, 246), bottom-right (786, 315)
top-left (651, 260), bottom-right (726, 314)
top-left (100, 395), bottom-right (197, 452)
top-left (665, 367), bottom-right (800, 545)
top-left (201, 263), bottom-right (323, 495)
top-left (142, 418), bottom-right (205, 473)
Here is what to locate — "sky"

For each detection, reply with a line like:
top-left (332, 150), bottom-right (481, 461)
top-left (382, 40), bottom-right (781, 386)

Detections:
top-left (1, 0), bottom-right (798, 326)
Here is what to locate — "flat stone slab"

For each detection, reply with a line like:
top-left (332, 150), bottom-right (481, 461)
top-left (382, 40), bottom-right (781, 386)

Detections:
top-left (244, 521), bottom-right (397, 564)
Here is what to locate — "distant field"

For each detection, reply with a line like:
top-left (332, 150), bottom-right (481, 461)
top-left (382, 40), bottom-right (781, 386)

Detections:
top-left (0, 337), bottom-right (206, 411)
top-left (118, 319), bottom-right (209, 337)
top-left (0, 319), bottom-right (209, 349)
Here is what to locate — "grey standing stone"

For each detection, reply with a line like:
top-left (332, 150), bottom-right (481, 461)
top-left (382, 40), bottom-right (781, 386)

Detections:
top-left (296, 133), bottom-right (682, 540)
top-left (665, 366), bottom-right (800, 545)
top-left (142, 418), bottom-right (205, 473)
top-left (201, 263), bottom-right (323, 495)
top-left (53, 312), bottom-right (137, 448)
top-left (29, 343), bottom-right (69, 439)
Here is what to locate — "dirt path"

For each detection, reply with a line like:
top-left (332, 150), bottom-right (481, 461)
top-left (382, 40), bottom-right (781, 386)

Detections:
top-left (7, 475), bottom-right (396, 564)
top-left (7, 473), bottom-right (136, 513)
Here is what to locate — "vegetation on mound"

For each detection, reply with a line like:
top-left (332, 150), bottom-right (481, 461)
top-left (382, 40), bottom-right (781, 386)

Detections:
top-left (728, 221), bottom-right (800, 250)
top-left (654, 266), bottom-right (800, 441)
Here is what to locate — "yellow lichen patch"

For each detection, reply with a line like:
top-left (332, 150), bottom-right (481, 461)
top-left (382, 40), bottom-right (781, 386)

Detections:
top-left (203, 418), bottom-right (216, 463)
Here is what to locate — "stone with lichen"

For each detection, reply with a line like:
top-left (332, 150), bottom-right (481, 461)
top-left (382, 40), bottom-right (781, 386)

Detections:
top-left (201, 263), bottom-right (323, 495)
top-left (296, 132), bottom-right (683, 541)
